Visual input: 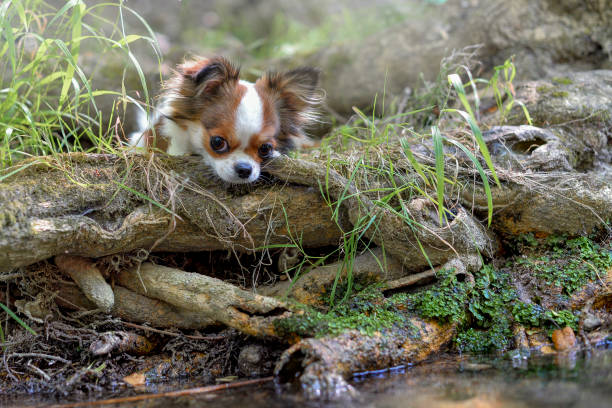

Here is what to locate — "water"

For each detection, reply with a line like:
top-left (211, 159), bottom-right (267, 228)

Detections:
top-left (5, 348), bottom-right (612, 407)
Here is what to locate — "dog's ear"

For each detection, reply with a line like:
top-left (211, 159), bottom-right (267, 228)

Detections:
top-left (179, 57), bottom-right (240, 95)
top-left (258, 67), bottom-right (322, 139)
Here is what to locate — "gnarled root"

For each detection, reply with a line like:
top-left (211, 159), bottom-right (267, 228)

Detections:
top-left (117, 263), bottom-right (292, 338)
top-left (275, 316), bottom-right (456, 400)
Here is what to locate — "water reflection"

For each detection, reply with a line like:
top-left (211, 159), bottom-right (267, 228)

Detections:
top-left (3, 348), bottom-right (612, 408)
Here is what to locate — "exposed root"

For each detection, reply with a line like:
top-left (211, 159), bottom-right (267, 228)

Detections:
top-left (266, 155), bottom-right (494, 271)
top-left (384, 254), bottom-right (481, 293)
top-left (89, 331), bottom-right (156, 356)
top-left (117, 263), bottom-right (292, 338)
top-left (55, 283), bottom-right (216, 329)
top-left (54, 255), bottom-right (114, 313)
top-left (258, 248), bottom-right (406, 307)
top-left (275, 316), bottom-right (456, 400)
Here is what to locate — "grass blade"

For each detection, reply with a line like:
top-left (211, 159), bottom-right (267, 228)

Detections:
top-left (111, 180), bottom-right (180, 218)
top-left (446, 138), bottom-right (494, 226)
top-left (431, 125), bottom-right (445, 225)
top-left (444, 108), bottom-right (500, 187)
top-left (0, 302), bottom-right (37, 336)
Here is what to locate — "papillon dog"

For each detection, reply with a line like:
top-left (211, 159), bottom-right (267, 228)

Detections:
top-left (129, 56), bottom-right (321, 184)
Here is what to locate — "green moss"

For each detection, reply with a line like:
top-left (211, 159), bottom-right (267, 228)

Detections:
top-left (536, 85), bottom-right (552, 94)
top-left (396, 268), bottom-right (469, 322)
top-left (275, 284), bottom-right (407, 337)
top-left (278, 237), bottom-right (610, 349)
top-left (552, 77), bottom-right (573, 85)
top-left (551, 91), bottom-right (569, 98)
top-left (517, 236), bottom-right (612, 295)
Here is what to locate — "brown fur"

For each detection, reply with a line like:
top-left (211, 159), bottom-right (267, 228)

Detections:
top-left (139, 56), bottom-right (320, 164)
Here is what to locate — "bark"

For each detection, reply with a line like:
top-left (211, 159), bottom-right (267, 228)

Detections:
top-left (117, 263), bottom-right (291, 338)
top-left (1, 153), bottom-right (492, 274)
top-left (55, 255), bottom-right (114, 312)
top-left (275, 318), bottom-right (456, 399)
top-left (56, 283), bottom-right (216, 329)
top-left (0, 153), bottom-right (345, 271)
top-left (258, 248), bottom-right (407, 307)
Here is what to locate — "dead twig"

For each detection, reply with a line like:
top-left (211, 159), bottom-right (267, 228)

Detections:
top-left (9, 353), bottom-right (71, 364)
top-left (45, 376), bottom-right (274, 408)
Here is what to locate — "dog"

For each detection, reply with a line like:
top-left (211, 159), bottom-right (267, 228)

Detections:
top-left (129, 56), bottom-right (321, 184)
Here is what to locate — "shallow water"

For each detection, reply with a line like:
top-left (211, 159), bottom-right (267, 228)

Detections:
top-left (5, 347), bottom-right (612, 408)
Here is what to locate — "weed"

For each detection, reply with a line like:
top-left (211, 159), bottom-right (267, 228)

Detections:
top-left (516, 236), bottom-right (612, 295)
top-left (0, 0), bottom-right (158, 168)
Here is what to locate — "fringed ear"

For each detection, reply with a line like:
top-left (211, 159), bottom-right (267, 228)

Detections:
top-left (179, 57), bottom-right (240, 95)
top-left (258, 67), bottom-right (322, 137)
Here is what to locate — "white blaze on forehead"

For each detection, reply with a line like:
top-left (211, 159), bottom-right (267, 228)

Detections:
top-left (234, 80), bottom-right (263, 147)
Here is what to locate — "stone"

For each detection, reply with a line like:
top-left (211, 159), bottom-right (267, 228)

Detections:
top-left (551, 327), bottom-right (577, 351)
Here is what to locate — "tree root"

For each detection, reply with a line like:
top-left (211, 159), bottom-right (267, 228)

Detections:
top-left (266, 156), bottom-right (494, 271)
top-left (54, 255), bottom-right (114, 313)
top-left (258, 248), bottom-right (406, 307)
top-left (275, 317), bottom-right (456, 400)
top-left (384, 254), bottom-right (481, 293)
top-left (116, 263), bottom-right (291, 338)
top-left (55, 283), bottom-right (216, 329)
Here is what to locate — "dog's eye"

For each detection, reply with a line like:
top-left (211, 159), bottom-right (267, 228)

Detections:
top-left (210, 136), bottom-right (229, 153)
top-left (258, 143), bottom-right (273, 159)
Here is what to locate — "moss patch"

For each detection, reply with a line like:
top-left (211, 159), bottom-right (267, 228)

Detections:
top-left (552, 77), bottom-right (573, 85)
top-left (551, 91), bottom-right (569, 98)
top-left (277, 236), bottom-right (610, 352)
top-left (275, 284), bottom-right (408, 337)
top-left (393, 268), bottom-right (469, 323)
top-left (515, 235), bottom-right (612, 295)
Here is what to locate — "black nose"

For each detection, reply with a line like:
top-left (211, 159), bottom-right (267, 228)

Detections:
top-left (234, 162), bottom-right (252, 179)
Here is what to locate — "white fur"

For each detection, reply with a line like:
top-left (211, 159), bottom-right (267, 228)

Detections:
top-left (129, 81), bottom-right (267, 184)
top-left (128, 106), bottom-right (153, 148)
top-left (214, 151), bottom-right (260, 184)
top-left (163, 120), bottom-right (206, 156)
top-left (235, 80), bottom-right (263, 147)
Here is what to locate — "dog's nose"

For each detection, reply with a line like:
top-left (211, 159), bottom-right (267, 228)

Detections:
top-left (234, 162), bottom-right (252, 179)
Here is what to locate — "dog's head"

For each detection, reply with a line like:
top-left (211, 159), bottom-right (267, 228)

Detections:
top-left (163, 57), bottom-right (321, 184)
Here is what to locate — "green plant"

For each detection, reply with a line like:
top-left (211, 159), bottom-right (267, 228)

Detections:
top-left (0, 301), bottom-right (37, 348)
top-left (276, 284), bottom-right (408, 337)
top-left (0, 0), bottom-right (158, 168)
top-left (397, 268), bottom-right (469, 322)
top-left (517, 236), bottom-right (612, 295)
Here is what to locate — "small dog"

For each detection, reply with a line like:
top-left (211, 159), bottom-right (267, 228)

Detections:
top-left (130, 57), bottom-right (321, 184)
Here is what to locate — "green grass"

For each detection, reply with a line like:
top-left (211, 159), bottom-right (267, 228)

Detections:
top-left (0, 0), bottom-right (159, 341)
top-left (0, 0), bottom-right (158, 168)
